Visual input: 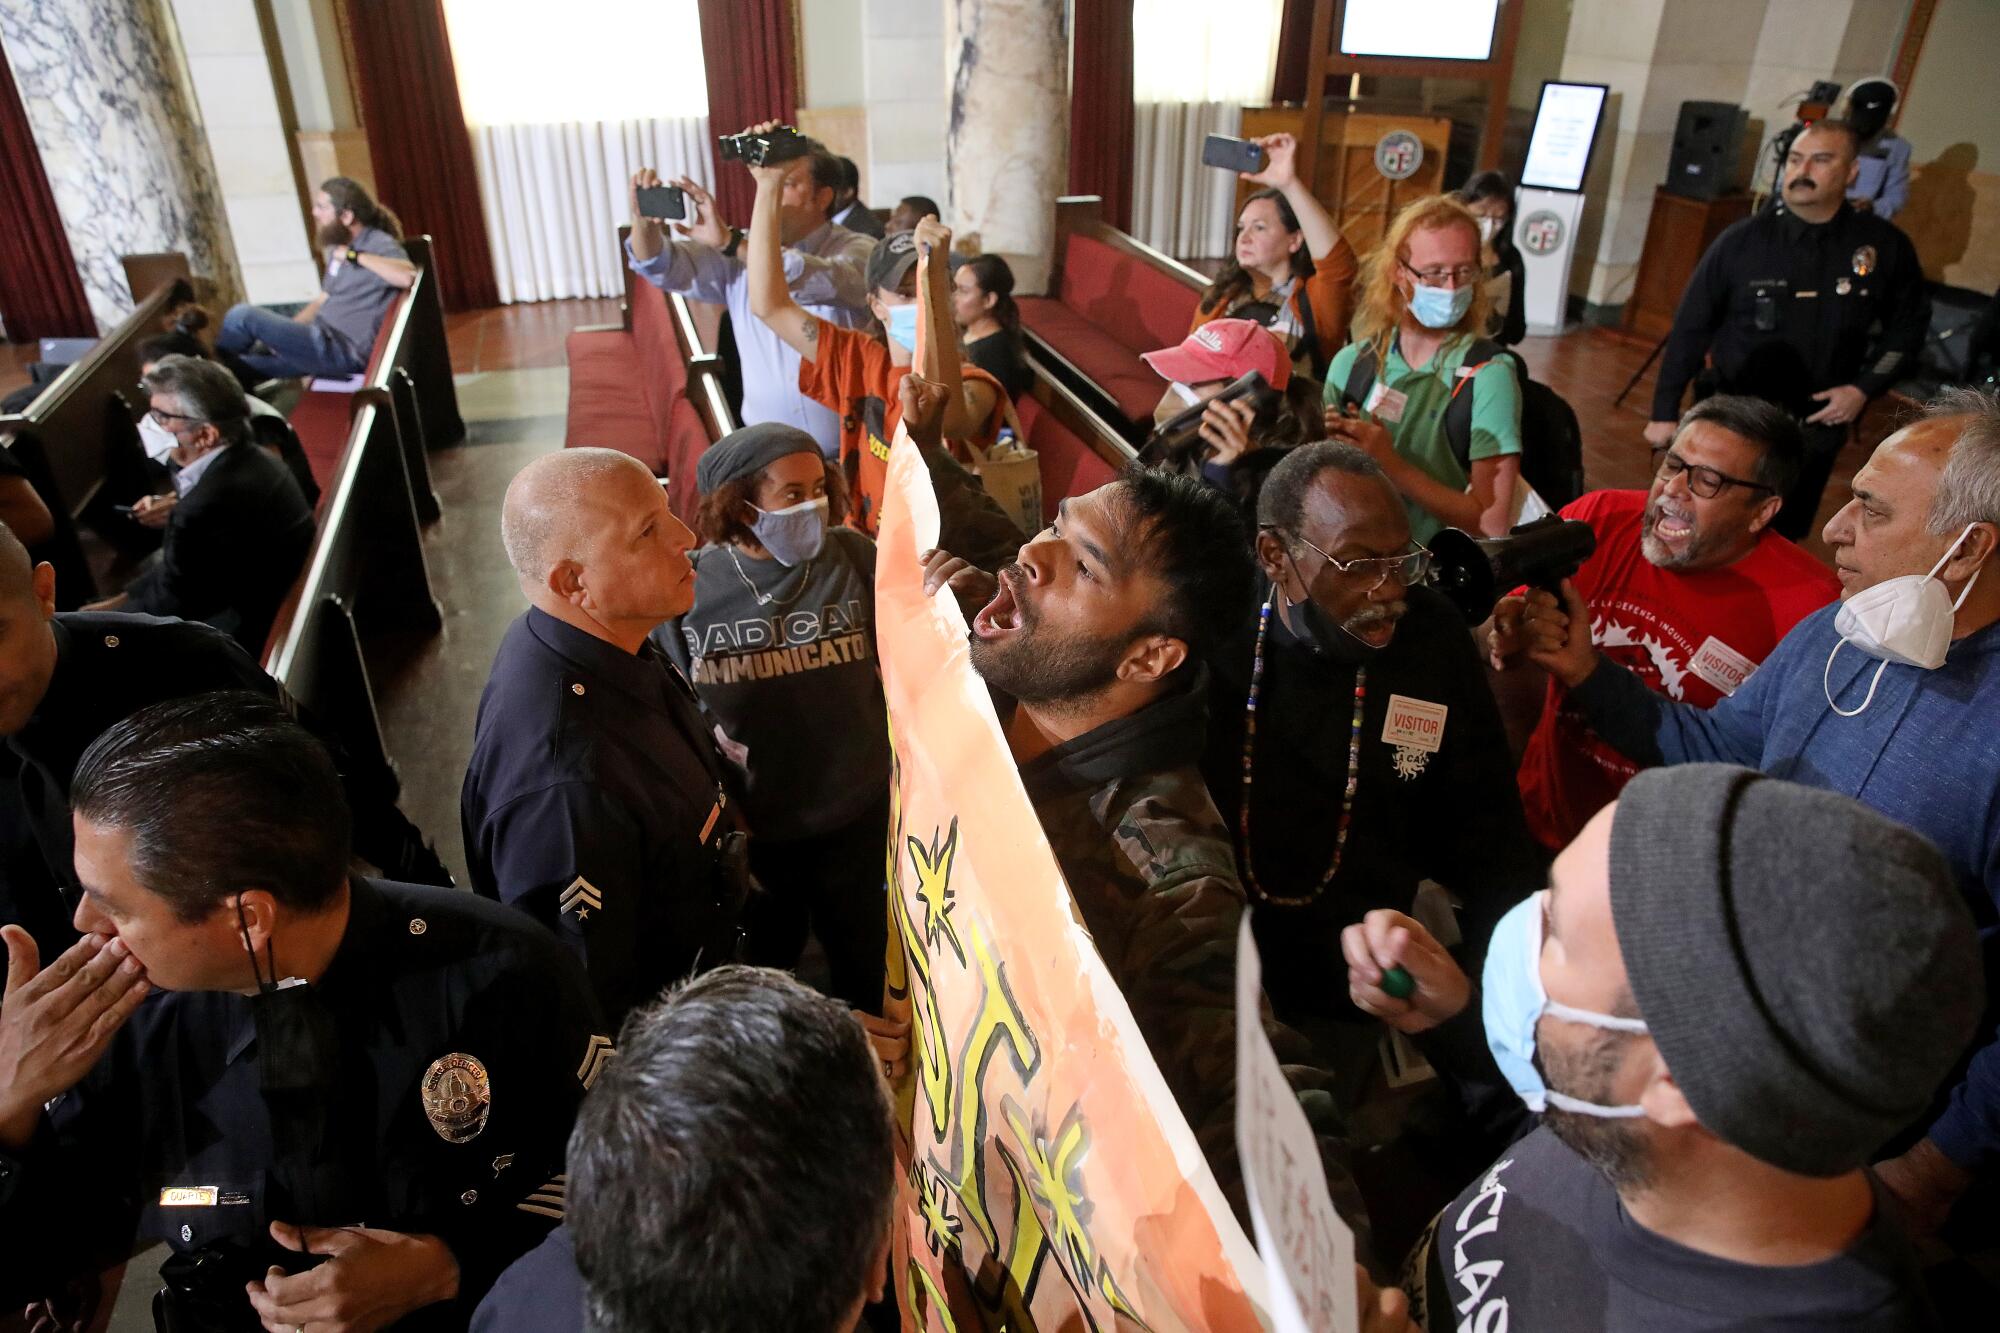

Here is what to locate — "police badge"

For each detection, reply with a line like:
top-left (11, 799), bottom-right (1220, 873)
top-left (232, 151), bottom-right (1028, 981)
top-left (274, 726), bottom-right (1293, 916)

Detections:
top-left (1851, 245), bottom-right (1877, 277)
top-left (421, 1053), bottom-right (492, 1143)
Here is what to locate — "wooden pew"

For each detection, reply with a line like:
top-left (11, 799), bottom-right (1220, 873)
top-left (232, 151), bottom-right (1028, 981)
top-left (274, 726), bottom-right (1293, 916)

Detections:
top-left (0, 277), bottom-right (192, 522)
top-left (1016, 196), bottom-right (1207, 439)
top-left (1016, 360), bottom-right (1137, 521)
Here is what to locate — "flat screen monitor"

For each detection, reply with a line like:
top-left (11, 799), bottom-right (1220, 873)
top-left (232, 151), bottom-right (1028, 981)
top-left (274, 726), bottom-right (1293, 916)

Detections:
top-left (1339, 0), bottom-right (1501, 61)
top-left (1520, 81), bottom-right (1609, 193)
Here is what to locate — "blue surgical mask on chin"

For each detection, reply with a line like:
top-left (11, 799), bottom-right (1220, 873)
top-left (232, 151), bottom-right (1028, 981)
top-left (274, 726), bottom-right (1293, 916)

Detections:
top-left (748, 496), bottom-right (829, 567)
top-left (1408, 281), bottom-right (1474, 330)
top-left (1481, 891), bottom-right (1650, 1118)
top-left (883, 302), bottom-right (919, 352)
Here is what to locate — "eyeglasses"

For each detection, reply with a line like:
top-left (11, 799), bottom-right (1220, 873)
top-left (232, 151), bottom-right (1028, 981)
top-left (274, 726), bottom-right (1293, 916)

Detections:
top-left (145, 407), bottom-right (203, 428)
top-left (1650, 447), bottom-right (1774, 499)
top-left (1401, 260), bottom-right (1481, 288)
top-left (1290, 533), bottom-right (1433, 589)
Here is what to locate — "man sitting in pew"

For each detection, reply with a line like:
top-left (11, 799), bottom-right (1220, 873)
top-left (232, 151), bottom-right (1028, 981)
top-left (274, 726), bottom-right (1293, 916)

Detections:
top-left (215, 177), bottom-right (416, 384)
top-left (140, 310), bottom-right (321, 508)
top-left (626, 128), bottom-right (873, 457)
top-left (86, 356), bottom-right (315, 654)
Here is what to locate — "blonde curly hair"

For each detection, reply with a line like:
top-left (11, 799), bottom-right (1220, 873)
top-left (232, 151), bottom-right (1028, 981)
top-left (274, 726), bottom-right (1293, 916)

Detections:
top-left (1352, 194), bottom-right (1493, 365)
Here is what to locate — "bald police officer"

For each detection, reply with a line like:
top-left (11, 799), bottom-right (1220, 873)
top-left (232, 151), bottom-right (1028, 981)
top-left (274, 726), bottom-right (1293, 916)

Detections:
top-left (462, 449), bottom-right (748, 1026)
top-left (0, 522), bottom-right (450, 973)
top-left (1648, 119), bottom-right (1929, 539)
top-left (0, 693), bottom-right (605, 1330)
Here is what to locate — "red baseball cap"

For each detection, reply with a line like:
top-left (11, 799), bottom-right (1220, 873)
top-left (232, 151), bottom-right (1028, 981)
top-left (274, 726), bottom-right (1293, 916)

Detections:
top-left (1141, 319), bottom-right (1292, 392)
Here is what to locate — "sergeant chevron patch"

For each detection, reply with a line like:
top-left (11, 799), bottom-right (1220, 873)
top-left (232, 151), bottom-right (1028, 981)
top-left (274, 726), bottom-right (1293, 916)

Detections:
top-left (577, 1034), bottom-right (615, 1089)
top-left (559, 876), bottom-right (603, 924)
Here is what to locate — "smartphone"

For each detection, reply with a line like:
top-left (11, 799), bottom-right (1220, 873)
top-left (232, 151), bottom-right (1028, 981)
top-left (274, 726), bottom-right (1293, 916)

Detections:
top-left (1201, 134), bottom-right (1266, 174)
top-left (113, 503), bottom-right (137, 517)
top-left (635, 184), bottom-right (687, 222)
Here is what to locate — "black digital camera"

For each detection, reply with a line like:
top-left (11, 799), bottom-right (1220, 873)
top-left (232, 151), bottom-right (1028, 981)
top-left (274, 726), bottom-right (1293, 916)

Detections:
top-left (717, 125), bottom-right (810, 168)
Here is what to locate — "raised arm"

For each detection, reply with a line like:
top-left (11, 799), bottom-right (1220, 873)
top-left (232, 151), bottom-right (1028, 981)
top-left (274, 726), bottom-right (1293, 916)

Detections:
top-left (913, 216), bottom-right (996, 438)
top-left (746, 161), bottom-right (823, 363)
top-left (1242, 134), bottom-right (1342, 263)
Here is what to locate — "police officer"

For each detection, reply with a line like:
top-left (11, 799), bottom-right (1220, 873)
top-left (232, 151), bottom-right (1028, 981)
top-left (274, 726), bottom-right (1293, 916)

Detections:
top-left (1648, 119), bottom-right (1929, 540)
top-left (462, 448), bottom-right (748, 1027)
top-left (0, 693), bottom-right (606, 1331)
top-left (0, 522), bottom-right (451, 971)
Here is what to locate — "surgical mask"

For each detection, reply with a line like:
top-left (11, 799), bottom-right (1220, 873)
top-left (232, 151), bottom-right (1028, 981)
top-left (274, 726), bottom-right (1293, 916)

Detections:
top-left (748, 496), bottom-right (828, 567)
top-left (1476, 216), bottom-right (1504, 244)
top-left (1280, 562), bottom-right (1380, 657)
top-left (1481, 891), bottom-right (1650, 1119)
top-left (139, 415), bottom-right (179, 462)
top-left (883, 302), bottom-right (919, 351)
top-left (1824, 524), bottom-right (1982, 716)
top-left (1408, 281), bottom-right (1475, 330)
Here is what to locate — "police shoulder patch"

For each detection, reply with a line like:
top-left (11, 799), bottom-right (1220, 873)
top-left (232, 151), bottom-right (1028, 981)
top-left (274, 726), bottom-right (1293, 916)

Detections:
top-left (421, 1053), bottom-right (492, 1144)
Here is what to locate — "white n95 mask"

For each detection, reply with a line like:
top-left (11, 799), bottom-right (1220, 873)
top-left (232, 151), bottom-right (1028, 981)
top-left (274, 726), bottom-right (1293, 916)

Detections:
top-left (1825, 524), bottom-right (1982, 716)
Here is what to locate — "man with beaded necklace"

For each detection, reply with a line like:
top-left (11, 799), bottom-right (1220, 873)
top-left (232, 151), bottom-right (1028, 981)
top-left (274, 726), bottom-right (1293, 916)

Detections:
top-left (1199, 442), bottom-right (1543, 1243)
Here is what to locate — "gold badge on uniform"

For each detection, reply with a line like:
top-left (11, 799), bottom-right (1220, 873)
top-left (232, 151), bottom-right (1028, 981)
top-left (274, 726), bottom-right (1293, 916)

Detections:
top-left (421, 1053), bottom-right (492, 1144)
top-left (1851, 245), bottom-right (1877, 276)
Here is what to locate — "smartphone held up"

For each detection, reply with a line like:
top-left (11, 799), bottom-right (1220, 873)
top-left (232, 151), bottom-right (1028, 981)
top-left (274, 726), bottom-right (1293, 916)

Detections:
top-left (635, 184), bottom-right (686, 223)
top-left (1202, 134), bottom-right (1266, 175)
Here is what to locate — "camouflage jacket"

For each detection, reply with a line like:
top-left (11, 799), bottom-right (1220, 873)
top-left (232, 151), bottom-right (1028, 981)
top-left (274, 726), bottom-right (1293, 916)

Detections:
top-left (1015, 667), bottom-right (1369, 1255)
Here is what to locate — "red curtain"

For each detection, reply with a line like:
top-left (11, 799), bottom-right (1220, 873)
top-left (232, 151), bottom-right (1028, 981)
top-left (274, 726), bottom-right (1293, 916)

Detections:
top-left (696, 0), bottom-right (799, 229)
top-left (1272, 0), bottom-right (1315, 105)
top-left (0, 38), bottom-right (94, 340)
top-left (1069, 0), bottom-right (1134, 232)
top-left (345, 0), bottom-right (497, 311)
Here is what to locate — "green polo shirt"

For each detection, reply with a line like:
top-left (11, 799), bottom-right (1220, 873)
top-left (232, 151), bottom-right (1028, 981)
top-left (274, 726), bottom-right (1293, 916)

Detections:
top-left (1325, 333), bottom-right (1522, 542)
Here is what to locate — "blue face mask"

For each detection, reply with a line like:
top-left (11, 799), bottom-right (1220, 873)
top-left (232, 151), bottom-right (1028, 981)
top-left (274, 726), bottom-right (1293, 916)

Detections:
top-left (748, 496), bottom-right (828, 567)
top-left (1408, 281), bottom-right (1475, 330)
top-left (1481, 891), bottom-right (1650, 1118)
top-left (883, 301), bottom-right (919, 351)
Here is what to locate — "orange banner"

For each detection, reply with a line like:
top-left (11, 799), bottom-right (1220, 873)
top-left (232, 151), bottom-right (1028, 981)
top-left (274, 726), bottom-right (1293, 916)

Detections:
top-left (876, 433), bottom-right (1270, 1332)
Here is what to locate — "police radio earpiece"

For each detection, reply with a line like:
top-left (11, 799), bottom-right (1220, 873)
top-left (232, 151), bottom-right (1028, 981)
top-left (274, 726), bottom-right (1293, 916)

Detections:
top-left (1427, 515), bottom-right (1598, 623)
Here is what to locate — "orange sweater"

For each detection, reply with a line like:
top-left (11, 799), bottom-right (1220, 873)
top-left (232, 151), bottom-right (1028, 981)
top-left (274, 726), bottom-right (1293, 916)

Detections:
top-left (1191, 240), bottom-right (1358, 378)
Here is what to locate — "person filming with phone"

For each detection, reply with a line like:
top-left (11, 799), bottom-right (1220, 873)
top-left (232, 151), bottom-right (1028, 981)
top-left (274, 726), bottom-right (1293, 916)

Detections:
top-left (1192, 133), bottom-right (1358, 380)
top-left (627, 125), bottom-right (873, 457)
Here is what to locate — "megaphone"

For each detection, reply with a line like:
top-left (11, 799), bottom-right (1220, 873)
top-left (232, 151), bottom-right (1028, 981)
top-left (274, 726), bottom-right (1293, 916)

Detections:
top-left (1137, 371), bottom-right (1283, 467)
top-left (1428, 514), bottom-right (1596, 623)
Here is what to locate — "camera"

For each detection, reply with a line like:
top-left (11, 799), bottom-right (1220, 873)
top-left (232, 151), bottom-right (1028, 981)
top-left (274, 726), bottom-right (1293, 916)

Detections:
top-left (717, 125), bottom-right (810, 169)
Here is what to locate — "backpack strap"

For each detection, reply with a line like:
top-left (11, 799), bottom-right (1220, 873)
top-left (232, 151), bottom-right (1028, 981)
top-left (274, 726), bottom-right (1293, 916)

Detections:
top-left (1441, 337), bottom-right (1507, 473)
top-left (1293, 281), bottom-right (1331, 381)
top-left (1341, 342), bottom-right (1377, 411)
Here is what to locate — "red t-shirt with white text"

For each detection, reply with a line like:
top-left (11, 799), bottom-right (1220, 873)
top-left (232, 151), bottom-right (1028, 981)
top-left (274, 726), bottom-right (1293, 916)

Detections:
top-left (1516, 489), bottom-right (1840, 850)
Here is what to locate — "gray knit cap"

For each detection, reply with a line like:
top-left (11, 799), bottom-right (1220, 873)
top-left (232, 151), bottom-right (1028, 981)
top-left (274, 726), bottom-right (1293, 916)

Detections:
top-left (694, 422), bottom-right (821, 495)
top-left (1608, 764), bottom-right (1981, 1177)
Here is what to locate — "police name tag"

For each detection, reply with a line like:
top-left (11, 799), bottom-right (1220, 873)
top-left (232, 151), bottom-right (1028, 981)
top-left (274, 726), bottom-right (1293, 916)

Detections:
top-left (160, 1186), bottom-right (219, 1207)
top-left (1689, 636), bottom-right (1757, 696)
top-left (1364, 381), bottom-right (1409, 423)
top-left (1383, 695), bottom-right (1447, 780)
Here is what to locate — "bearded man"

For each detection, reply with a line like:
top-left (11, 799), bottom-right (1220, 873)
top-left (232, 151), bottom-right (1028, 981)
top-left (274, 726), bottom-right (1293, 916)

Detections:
top-left (1492, 395), bottom-right (1838, 851)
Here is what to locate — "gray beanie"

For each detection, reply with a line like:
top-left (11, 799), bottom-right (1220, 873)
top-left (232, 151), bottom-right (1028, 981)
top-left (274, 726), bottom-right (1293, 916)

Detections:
top-left (694, 422), bottom-right (821, 496)
top-left (1608, 764), bottom-right (1981, 1177)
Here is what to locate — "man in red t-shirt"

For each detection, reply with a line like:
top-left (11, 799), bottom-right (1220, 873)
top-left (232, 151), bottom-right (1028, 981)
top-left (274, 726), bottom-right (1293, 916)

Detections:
top-left (1492, 395), bottom-right (1840, 849)
top-left (745, 159), bottom-right (1006, 538)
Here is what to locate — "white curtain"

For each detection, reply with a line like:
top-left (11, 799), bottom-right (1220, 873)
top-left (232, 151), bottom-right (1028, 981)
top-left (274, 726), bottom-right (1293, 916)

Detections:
top-left (470, 119), bottom-right (716, 303)
top-left (1128, 0), bottom-right (1282, 260)
top-left (444, 0), bottom-right (711, 303)
top-left (1130, 102), bottom-right (1243, 261)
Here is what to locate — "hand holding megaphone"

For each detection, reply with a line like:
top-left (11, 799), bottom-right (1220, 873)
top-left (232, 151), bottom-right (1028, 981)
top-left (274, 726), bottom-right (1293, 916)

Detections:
top-left (1519, 579), bottom-right (1601, 689)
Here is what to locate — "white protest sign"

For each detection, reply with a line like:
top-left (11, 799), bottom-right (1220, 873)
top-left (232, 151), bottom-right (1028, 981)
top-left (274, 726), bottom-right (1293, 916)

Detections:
top-left (1234, 912), bottom-right (1358, 1333)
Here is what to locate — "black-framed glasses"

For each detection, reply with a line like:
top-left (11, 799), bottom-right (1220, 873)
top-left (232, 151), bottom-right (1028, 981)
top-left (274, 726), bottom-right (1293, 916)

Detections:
top-left (145, 407), bottom-right (202, 428)
top-left (1650, 446), bottom-right (1774, 499)
top-left (1292, 533), bottom-right (1433, 590)
top-left (1400, 259), bottom-right (1480, 288)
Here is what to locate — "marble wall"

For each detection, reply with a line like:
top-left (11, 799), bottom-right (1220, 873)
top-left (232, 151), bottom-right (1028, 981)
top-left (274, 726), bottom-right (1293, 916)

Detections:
top-left (863, 0), bottom-right (949, 209)
top-left (945, 0), bottom-right (1068, 292)
top-left (0, 0), bottom-right (242, 331)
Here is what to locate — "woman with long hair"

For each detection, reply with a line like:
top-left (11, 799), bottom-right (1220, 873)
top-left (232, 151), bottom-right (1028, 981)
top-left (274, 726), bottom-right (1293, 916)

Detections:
top-left (653, 425), bottom-right (888, 1012)
top-left (1454, 170), bottom-right (1526, 347)
top-left (950, 253), bottom-right (1031, 398)
top-left (1191, 133), bottom-right (1358, 380)
top-left (1323, 194), bottom-right (1523, 539)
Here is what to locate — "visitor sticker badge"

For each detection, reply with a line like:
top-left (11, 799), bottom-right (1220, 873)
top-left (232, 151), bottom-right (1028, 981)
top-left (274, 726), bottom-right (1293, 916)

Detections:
top-left (1689, 636), bottom-right (1757, 696)
top-left (1364, 382), bottom-right (1409, 423)
top-left (1383, 694), bottom-right (1447, 780)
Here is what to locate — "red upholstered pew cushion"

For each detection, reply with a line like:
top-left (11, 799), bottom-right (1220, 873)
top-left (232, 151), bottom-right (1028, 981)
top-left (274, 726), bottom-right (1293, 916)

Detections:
top-left (565, 329), bottom-right (660, 468)
top-left (1016, 297), bottom-right (1168, 424)
top-left (286, 292), bottom-right (409, 507)
top-left (1014, 395), bottom-right (1120, 523)
top-left (1055, 233), bottom-right (1201, 354)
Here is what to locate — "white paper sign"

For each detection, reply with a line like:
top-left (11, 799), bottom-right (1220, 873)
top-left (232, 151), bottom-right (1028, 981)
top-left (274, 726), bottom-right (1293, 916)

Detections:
top-left (1235, 913), bottom-right (1358, 1333)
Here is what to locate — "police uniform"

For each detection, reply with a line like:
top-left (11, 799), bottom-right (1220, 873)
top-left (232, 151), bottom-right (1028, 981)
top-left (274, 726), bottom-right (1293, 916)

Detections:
top-left (1651, 200), bottom-right (1929, 539)
top-left (0, 877), bottom-right (610, 1329)
top-left (1, 612), bottom-right (451, 967)
top-left (461, 608), bottom-right (748, 1027)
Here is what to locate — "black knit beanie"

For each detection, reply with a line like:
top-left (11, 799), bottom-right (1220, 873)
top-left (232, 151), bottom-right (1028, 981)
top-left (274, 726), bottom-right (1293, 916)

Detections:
top-left (1608, 764), bottom-right (1981, 1177)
